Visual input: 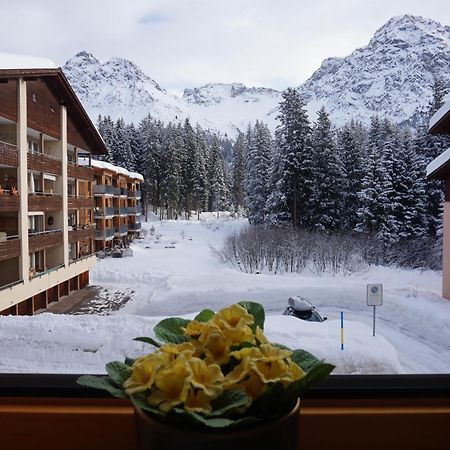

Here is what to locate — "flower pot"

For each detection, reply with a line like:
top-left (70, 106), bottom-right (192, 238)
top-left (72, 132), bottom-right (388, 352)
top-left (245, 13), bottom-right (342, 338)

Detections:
top-left (134, 400), bottom-right (300, 450)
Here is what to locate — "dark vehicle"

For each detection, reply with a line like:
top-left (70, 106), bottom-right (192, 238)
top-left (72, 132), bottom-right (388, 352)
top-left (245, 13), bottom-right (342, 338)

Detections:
top-left (283, 296), bottom-right (327, 322)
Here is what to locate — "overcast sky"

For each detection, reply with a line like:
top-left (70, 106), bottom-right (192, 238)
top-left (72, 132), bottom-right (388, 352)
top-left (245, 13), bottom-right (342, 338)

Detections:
top-left (1, 0), bottom-right (449, 95)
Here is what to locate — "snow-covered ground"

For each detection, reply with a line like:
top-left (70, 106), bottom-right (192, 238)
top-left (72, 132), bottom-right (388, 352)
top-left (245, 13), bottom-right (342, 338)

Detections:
top-left (1, 215), bottom-right (449, 375)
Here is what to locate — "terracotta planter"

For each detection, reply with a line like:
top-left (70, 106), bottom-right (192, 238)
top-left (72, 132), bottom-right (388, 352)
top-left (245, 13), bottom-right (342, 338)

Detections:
top-left (134, 400), bottom-right (300, 450)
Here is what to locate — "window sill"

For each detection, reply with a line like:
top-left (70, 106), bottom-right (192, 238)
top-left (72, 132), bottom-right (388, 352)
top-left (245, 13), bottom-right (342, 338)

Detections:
top-left (1, 374), bottom-right (449, 450)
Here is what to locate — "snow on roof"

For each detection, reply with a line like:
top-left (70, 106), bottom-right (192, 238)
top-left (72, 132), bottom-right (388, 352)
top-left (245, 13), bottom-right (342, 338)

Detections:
top-left (426, 146), bottom-right (450, 177)
top-left (91, 159), bottom-right (144, 180)
top-left (0, 51), bottom-right (57, 70)
top-left (429, 100), bottom-right (450, 131)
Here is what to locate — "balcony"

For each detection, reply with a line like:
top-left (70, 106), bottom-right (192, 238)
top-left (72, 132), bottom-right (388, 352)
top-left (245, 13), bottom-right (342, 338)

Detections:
top-left (94, 228), bottom-right (115, 241)
top-left (0, 141), bottom-right (18, 167)
top-left (28, 229), bottom-right (63, 253)
top-left (94, 207), bottom-right (115, 218)
top-left (0, 193), bottom-right (19, 212)
top-left (67, 162), bottom-right (94, 181)
top-left (128, 222), bottom-right (142, 232)
top-left (68, 225), bottom-right (95, 243)
top-left (114, 225), bottom-right (128, 237)
top-left (68, 195), bottom-right (95, 210)
top-left (0, 235), bottom-right (20, 262)
top-left (120, 188), bottom-right (128, 197)
top-left (127, 205), bottom-right (142, 216)
top-left (128, 190), bottom-right (142, 199)
top-left (28, 152), bottom-right (62, 176)
top-left (115, 207), bottom-right (128, 217)
top-left (28, 193), bottom-right (62, 212)
top-left (112, 187), bottom-right (121, 197)
top-left (93, 185), bottom-right (115, 196)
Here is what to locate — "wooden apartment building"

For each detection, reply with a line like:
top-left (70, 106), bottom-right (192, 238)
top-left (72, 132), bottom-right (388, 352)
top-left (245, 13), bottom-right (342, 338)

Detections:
top-left (0, 61), bottom-right (107, 315)
top-left (92, 160), bottom-right (143, 251)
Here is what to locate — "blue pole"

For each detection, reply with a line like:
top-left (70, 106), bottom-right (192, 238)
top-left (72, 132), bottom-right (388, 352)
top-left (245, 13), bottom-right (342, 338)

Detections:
top-left (340, 311), bottom-right (344, 351)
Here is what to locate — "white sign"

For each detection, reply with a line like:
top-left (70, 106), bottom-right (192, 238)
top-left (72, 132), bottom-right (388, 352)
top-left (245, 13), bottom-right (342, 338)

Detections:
top-left (367, 284), bottom-right (383, 306)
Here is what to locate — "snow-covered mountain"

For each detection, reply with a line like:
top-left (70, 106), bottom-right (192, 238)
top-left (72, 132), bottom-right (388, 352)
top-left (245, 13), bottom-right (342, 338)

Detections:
top-left (62, 15), bottom-right (450, 135)
top-left (300, 15), bottom-right (450, 126)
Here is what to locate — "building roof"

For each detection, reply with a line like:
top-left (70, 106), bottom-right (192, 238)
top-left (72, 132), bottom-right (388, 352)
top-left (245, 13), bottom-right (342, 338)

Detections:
top-left (429, 100), bottom-right (450, 135)
top-left (92, 159), bottom-right (144, 181)
top-left (426, 147), bottom-right (450, 180)
top-left (0, 51), bottom-right (57, 70)
top-left (0, 58), bottom-right (107, 155)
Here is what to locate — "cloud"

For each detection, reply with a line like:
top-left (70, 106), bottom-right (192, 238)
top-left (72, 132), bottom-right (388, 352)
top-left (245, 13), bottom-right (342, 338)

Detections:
top-left (0, 0), bottom-right (449, 94)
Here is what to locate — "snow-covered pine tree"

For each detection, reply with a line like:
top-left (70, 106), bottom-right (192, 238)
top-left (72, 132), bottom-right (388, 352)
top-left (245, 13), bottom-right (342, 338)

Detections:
top-left (245, 121), bottom-right (272, 224)
top-left (160, 124), bottom-right (181, 219)
top-left (355, 116), bottom-right (385, 235)
top-left (310, 107), bottom-right (343, 231)
top-left (338, 120), bottom-right (365, 230)
top-left (266, 88), bottom-right (313, 227)
top-left (193, 125), bottom-right (209, 216)
top-left (231, 131), bottom-right (246, 213)
top-left (209, 135), bottom-right (229, 216)
top-left (125, 123), bottom-right (138, 171)
top-left (111, 118), bottom-right (132, 168)
top-left (96, 115), bottom-right (115, 162)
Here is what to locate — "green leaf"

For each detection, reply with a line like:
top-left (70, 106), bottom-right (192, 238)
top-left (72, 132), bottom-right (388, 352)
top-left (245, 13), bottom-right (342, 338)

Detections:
top-left (77, 375), bottom-right (126, 399)
top-left (131, 393), bottom-right (165, 419)
top-left (106, 361), bottom-right (132, 386)
top-left (238, 301), bottom-right (265, 331)
top-left (134, 336), bottom-right (162, 348)
top-left (194, 309), bottom-right (215, 322)
top-left (172, 408), bottom-right (235, 429)
top-left (153, 317), bottom-right (190, 344)
top-left (288, 363), bottom-right (335, 397)
top-left (249, 382), bottom-right (286, 416)
top-left (291, 349), bottom-right (322, 372)
top-left (210, 388), bottom-right (248, 417)
top-left (124, 357), bottom-right (136, 366)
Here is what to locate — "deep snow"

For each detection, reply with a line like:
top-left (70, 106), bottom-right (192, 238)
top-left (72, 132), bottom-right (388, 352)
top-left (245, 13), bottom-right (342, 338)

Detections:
top-left (0, 215), bottom-right (449, 375)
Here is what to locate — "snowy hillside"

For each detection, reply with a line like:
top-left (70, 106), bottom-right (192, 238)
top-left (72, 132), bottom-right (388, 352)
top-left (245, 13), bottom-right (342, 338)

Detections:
top-left (62, 15), bottom-right (450, 134)
top-left (300, 15), bottom-right (450, 126)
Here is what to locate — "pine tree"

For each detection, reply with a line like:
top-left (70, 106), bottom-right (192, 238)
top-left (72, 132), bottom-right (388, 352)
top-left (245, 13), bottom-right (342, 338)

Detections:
top-left (96, 115), bottom-right (115, 162)
top-left (231, 132), bottom-right (246, 213)
top-left (209, 135), bottom-right (229, 216)
top-left (310, 107), bottom-right (343, 231)
top-left (246, 121), bottom-right (272, 224)
top-left (266, 88), bottom-right (313, 227)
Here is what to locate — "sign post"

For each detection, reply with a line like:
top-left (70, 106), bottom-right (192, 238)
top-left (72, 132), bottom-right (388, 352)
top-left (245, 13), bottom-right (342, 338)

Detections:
top-left (367, 284), bottom-right (383, 337)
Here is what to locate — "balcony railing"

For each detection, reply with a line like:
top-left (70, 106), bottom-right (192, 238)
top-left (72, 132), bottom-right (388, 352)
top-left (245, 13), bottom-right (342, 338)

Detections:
top-left (0, 278), bottom-right (24, 292)
top-left (94, 207), bottom-right (115, 218)
top-left (115, 208), bottom-right (128, 216)
top-left (30, 264), bottom-right (65, 280)
top-left (29, 229), bottom-right (63, 253)
top-left (127, 205), bottom-right (142, 215)
top-left (128, 222), bottom-right (142, 231)
top-left (94, 228), bottom-right (115, 240)
top-left (93, 185), bottom-right (115, 196)
top-left (68, 195), bottom-right (95, 210)
top-left (28, 151), bottom-right (62, 175)
top-left (115, 225), bottom-right (128, 236)
top-left (0, 194), bottom-right (19, 212)
top-left (0, 140), bottom-right (18, 167)
top-left (28, 193), bottom-right (62, 212)
top-left (68, 225), bottom-right (95, 243)
top-left (120, 188), bottom-right (128, 197)
top-left (128, 190), bottom-right (142, 199)
top-left (0, 235), bottom-right (20, 262)
top-left (67, 162), bottom-right (94, 181)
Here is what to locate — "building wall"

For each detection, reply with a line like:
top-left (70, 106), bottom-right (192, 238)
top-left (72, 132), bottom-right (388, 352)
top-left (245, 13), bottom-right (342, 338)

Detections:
top-left (0, 76), bottom-right (97, 314)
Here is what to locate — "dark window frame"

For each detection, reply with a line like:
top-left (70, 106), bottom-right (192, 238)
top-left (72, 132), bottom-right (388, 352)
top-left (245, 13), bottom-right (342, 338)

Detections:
top-left (1, 373), bottom-right (449, 398)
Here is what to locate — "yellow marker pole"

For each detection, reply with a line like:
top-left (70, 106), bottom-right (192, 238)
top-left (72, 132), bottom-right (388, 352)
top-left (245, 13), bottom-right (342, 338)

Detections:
top-left (340, 311), bottom-right (344, 351)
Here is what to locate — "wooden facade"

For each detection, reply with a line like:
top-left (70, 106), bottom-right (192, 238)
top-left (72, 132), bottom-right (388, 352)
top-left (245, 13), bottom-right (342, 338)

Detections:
top-left (0, 66), bottom-right (107, 314)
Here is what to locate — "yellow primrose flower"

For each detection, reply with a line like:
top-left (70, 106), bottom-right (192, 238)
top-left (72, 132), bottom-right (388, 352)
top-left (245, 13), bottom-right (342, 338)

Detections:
top-left (123, 353), bottom-right (168, 395)
top-left (286, 358), bottom-right (305, 383)
top-left (251, 359), bottom-right (293, 384)
top-left (213, 304), bottom-right (254, 332)
top-left (160, 342), bottom-right (196, 360)
top-left (184, 388), bottom-right (213, 415)
top-left (203, 327), bottom-right (232, 365)
top-left (223, 358), bottom-right (251, 388)
top-left (182, 320), bottom-right (206, 339)
top-left (255, 326), bottom-right (268, 344)
top-left (188, 358), bottom-right (224, 398)
top-left (147, 355), bottom-right (192, 413)
top-left (257, 344), bottom-right (292, 362)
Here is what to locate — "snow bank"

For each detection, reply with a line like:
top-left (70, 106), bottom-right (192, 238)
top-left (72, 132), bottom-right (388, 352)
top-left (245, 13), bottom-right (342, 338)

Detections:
top-left (0, 313), bottom-right (401, 374)
top-left (0, 51), bottom-right (56, 70)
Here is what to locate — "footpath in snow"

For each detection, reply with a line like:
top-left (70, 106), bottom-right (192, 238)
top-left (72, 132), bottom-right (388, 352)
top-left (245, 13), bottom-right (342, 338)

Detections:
top-left (0, 214), bottom-right (449, 375)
